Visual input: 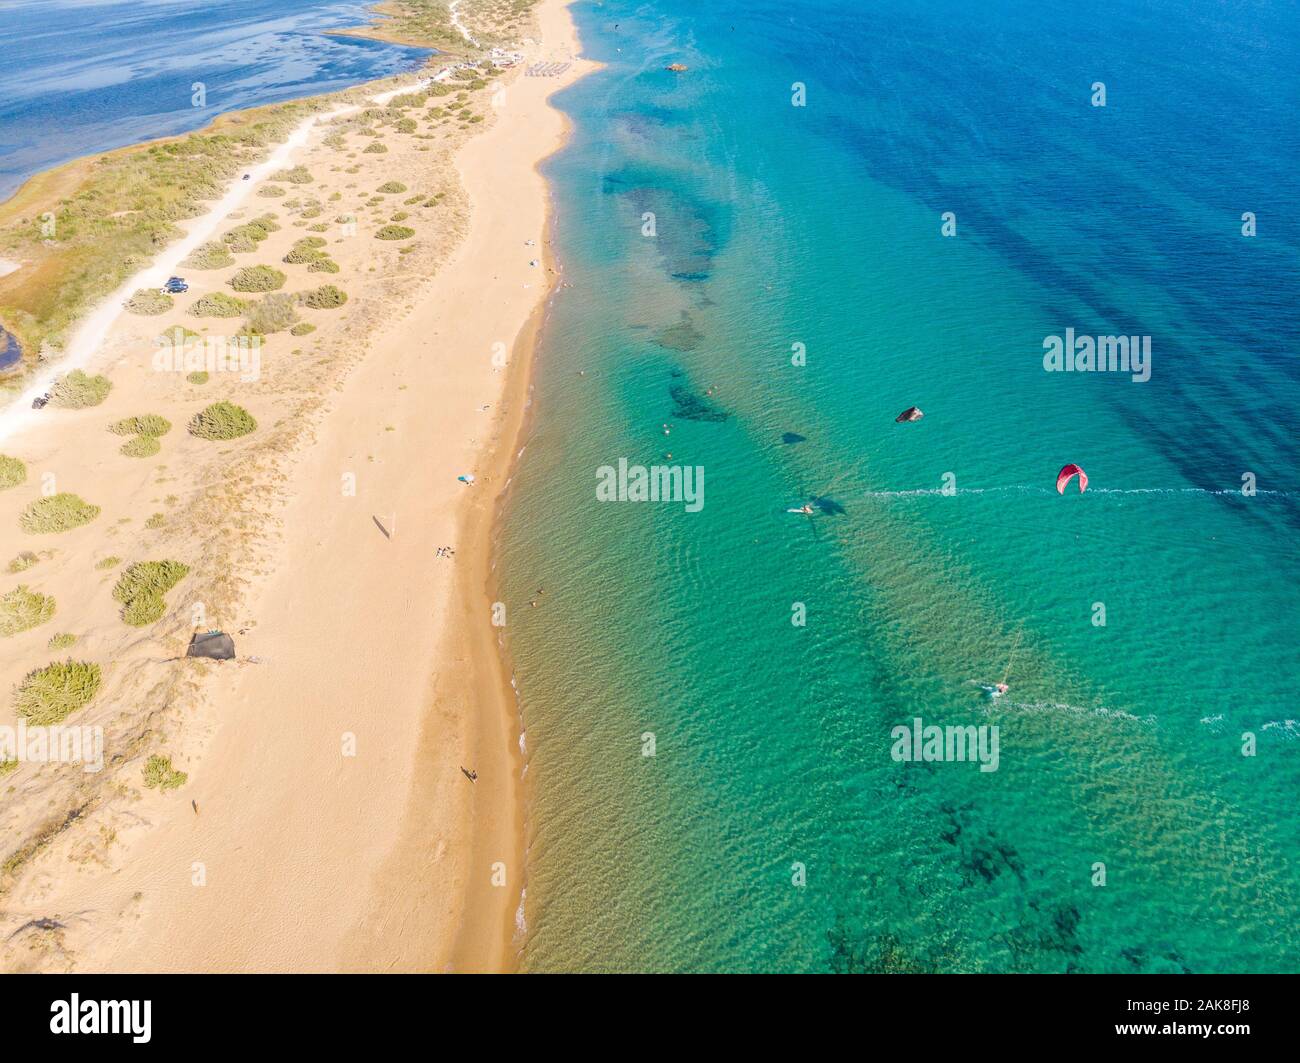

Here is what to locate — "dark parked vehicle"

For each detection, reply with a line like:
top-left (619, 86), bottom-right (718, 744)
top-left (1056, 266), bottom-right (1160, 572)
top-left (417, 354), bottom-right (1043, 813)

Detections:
top-left (32, 393), bottom-right (50, 410)
top-left (163, 276), bottom-right (189, 294)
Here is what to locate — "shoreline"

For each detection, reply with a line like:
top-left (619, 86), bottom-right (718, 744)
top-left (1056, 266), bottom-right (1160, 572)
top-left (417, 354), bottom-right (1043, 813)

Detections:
top-left (0, 0), bottom-right (592, 972)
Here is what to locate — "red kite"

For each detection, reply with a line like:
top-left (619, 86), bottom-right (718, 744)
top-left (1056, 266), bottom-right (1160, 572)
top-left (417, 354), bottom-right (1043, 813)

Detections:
top-left (1056, 464), bottom-right (1088, 494)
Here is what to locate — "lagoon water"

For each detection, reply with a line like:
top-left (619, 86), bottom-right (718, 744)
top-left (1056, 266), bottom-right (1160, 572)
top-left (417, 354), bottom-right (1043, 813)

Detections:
top-left (501, 0), bottom-right (1300, 971)
top-left (0, 0), bottom-right (430, 202)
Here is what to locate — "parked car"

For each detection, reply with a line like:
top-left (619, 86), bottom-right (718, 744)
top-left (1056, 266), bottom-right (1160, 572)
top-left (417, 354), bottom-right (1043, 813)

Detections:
top-left (31, 392), bottom-right (50, 410)
top-left (163, 276), bottom-right (189, 294)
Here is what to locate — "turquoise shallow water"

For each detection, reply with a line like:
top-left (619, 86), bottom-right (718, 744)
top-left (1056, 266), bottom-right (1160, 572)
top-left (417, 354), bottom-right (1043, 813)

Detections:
top-left (501, 0), bottom-right (1299, 972)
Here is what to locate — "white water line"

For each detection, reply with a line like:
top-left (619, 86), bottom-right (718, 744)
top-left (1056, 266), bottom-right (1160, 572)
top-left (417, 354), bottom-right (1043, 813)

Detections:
top-left (0, 76), bottom-right (432, 447)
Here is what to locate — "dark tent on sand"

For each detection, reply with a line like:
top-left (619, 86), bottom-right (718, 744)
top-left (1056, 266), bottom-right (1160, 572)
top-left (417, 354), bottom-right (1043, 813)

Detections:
top-left (187, 631), bottom-right (236, 661)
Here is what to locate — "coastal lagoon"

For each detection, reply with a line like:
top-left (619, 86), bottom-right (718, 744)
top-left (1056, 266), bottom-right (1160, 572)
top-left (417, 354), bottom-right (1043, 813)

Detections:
top-left (501, 0), bottom-right (1300, 972)
top-left (0, 0), bottom-right (430, 201)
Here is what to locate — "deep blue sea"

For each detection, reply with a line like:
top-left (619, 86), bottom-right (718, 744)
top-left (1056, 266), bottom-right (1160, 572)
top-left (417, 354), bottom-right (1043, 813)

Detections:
top-left (500, 0), bottom-right (1300, 971)
top-left (0, 0), bottom-right (430, 202)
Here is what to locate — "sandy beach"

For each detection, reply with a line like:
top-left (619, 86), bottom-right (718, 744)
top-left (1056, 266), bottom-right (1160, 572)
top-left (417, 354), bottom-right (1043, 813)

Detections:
top-left (0, 0), bottom-right (590, 973)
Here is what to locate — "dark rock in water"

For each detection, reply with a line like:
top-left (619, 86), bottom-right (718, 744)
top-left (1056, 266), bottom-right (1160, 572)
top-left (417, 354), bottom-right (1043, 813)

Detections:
top-left (655, 312), bottom-right (704, 352)
top-left (0, 327), bottom-right (22, 372)
top-left (669, 381), bottom-right (729, 422)
top-left (782, 432), bottom-right (806, 444)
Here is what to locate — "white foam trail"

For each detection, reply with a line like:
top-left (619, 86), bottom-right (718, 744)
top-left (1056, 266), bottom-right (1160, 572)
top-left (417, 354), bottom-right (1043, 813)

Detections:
top-left (858, 486), bottom-right (1293, 500)
top-left (0, 75), bottom-right (435, 447)
top-left (992, 698), bottom-right (1155, 725)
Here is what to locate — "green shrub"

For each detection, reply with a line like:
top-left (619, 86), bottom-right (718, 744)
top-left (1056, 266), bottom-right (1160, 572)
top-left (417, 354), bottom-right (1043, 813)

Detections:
top-left (181, 240), bottom-right (235, 270)
top-left (94, 556), bottom-right (121, 571)
top-left (395, 118), bottom-right (417, 134)
top-left (113, 559), bottom-right (189, 626)
top-left (306, 257), bottom-right (339, 273)
top-left (229, 265), bottom-right (286, 292)
top-left (257, 184), bottom-right (286, 197)
top-left (7, 551), bottom-right (39, 574)
top-left (19, 494), bottom-right (101, 534)
top-left (0, 455), bottom-right (26, 490)
top-left (0, 585), bottom-right (56, 637)
top-left (189, 292), bottom-right (245, 318)
top-left (283, 239), bottom-right (325, 265)
top-left (377, 181), bottom-right (407, 194)
top-left (143, 754), bottom-right (188, 790)
top-left (290, 322), bottom-right (316, 336)
top-left (272, 165), bottom-right (313, 184)
top-left (50, 370), bottom-right (112, 408)
top-left (121, 434), bottom-right (161, 458)
top-left (363, 142), bottom-right (388, 154)
top-left (186, 371), bottom-right (209, 385)
top-left (301, 285), bottom-right (348, 310)
top-left (14, 660), bottom-right (102, 725)
top-left (189, 401), bottom-right (257, 440)
top-left (243, 292), bottom-right (299, 334)
top-left (125, 288), bottom-right (173, 315)
top-left (48, 632), bottom-right (77, 650)
top-left (109, 414), bottom-right (172, 437)
top-left (144, 513), bottom-right (166, 530)
top-left (375, 225), bottom-right (415, 241)
top-left (222, 221), bottom-right (274, 250)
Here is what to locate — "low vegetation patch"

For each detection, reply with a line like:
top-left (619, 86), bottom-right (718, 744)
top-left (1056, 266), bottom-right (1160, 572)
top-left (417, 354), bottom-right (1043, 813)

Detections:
top-left (113, 560), bottom-right (189, 626)
top-left (47, 632), bottom-right (77, 650)
top-left (377, 181), bottom-right (407, 194)
top-left (94, 556), bottom-right (121, 571)
top-left (50, 370), bottom-right (112, 408)
top-left (257, 185), bottom-right (286, 198)
top-left (229, 265), bottom-right (286, 292)
top-left (272, 165), bottom-right (313, 184)
top-left (0, 455), bottom-right (26, 490)
top-left (109, 414), bottom-right (171, 437)
top-left (188, 401), bottom-right (257, 440)
top-left (7, 551), bottom-right (39, 573)
top-left (14, 660), bottom-right (102, 726)
top-left (243, 292), bottom-right (299, 334)
top-left (125, 288), bottom-right (173, 315)
top-left (121, 434), bottom-right (161, 458)
top-left (0, 585), bottom-right (56, 638)
top-left (187, 370), bottom-right (209, 385)
top-left (188, 292), bottom-right (245, 318)
top-left (289, 322), bottom-right (316, 336)
top-left (375, 225), bottom-right (415, 241)
top-left (19, 493), bottom-right (101, 534)
top-left (181, 240), bottom-right (235, 270)
top-left (363, 142), bottom-right (388, 154)
top-left (301, 284), bottom-right (347, 310)
top-left (143, 754), bottom-right (188, 790)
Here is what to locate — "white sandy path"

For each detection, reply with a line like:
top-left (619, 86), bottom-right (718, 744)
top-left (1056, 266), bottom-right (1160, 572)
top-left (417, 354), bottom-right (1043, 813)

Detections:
top-left (450, 1), bottom-right (481, 48)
